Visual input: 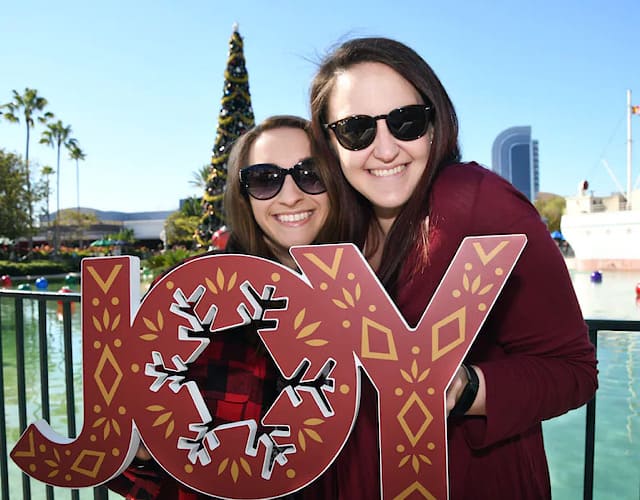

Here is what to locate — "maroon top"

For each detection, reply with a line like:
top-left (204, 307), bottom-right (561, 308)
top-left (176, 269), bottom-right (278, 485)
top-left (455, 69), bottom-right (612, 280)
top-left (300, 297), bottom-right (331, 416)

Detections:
top-left (395, 162), bottom-right (598, 499)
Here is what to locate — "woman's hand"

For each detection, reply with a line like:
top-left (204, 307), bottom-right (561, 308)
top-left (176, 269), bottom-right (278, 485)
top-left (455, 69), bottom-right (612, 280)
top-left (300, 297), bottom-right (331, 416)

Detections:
top-left (446, 364), bottom-right (486, 416)
top-left (135, 444), bottom-right (152, 461)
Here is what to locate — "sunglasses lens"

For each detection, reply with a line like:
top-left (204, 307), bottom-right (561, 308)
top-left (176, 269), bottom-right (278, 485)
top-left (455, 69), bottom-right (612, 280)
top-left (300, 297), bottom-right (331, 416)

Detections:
top-left (334, 116), bottom-right (377, 150)
top-left (241, 160), bottom-right (326, 200)
top-left (293, 159), bottom-right (326, 194)
top-left (387, 105), bottom-right (430, 140)
top-left (330, 105), bottom-right (431, 150)
top-left (243, 165), bottom-right (283, 200)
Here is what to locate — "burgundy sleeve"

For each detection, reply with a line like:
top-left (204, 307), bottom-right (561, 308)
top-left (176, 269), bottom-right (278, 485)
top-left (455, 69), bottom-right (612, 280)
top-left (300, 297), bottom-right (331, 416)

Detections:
top-left (463, 171), bottom-right (598, 448)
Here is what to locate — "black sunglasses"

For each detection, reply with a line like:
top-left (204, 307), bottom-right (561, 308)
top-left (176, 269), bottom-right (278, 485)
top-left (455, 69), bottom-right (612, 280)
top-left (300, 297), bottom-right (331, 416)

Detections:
top-left (239, 158), bottom-right (327, 200)
top-left (324, 104), bottom-right (433, 151)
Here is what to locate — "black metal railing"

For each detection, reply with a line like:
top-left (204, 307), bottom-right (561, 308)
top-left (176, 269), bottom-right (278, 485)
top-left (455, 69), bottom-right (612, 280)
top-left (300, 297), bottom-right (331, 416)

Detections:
top-left (0, 289), bottom-right (108, 500)
top-left (1, 288), bottom-right (639, 499)
top-left (582, 319), bottom-right (640, 500)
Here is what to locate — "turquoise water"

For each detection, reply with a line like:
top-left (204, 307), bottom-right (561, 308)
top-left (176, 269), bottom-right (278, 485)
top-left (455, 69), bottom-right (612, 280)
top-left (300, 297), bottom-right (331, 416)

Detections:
top-left (2, 271), bottom-right (640, 499)
top-left (544, 270), bottom-right (640, 500)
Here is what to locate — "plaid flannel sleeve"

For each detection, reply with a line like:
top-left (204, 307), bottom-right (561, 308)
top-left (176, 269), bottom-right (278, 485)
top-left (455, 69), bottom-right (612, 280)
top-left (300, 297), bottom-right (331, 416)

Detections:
top-left (105, 459), bottom-right (166, 499)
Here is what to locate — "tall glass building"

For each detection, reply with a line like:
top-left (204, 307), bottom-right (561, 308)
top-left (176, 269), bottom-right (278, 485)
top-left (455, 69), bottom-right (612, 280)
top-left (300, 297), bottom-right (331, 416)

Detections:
top-left (491, 126), bottom-right (539, 201)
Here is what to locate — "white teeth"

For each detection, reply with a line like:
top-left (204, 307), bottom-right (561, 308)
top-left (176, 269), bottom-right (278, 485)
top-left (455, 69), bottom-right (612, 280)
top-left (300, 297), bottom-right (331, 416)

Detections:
top-left (370, 165), bottom-right (406, 177)
top-left (276, 211), bottom-right (312, 223)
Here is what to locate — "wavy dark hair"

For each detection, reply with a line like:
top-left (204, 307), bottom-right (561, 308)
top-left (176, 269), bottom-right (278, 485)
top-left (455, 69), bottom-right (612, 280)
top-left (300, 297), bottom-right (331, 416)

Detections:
top-left (310, 37), bottom-right (461, 296)
top-left (224, 115), bottom-right (337, 260)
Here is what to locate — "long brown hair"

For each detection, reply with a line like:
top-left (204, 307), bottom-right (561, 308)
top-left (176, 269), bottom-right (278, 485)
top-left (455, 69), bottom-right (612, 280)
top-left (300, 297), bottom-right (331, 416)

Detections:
top-left (224, 115), bottom-right (338, 260)
top-left (310, 37), bottom-right (461, 296)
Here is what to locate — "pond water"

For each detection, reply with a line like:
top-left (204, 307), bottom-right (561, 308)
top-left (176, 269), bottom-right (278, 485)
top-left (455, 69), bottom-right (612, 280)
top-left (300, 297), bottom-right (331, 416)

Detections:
top-left (543, 269), bottom-right (640, 500)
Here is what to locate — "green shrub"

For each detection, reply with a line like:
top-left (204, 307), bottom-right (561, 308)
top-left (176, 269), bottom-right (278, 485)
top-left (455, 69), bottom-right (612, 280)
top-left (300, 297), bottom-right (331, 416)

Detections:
top-left (142, 248), bottom-right (202, 277)
top-left (0, 260), bottom-right (72, 277)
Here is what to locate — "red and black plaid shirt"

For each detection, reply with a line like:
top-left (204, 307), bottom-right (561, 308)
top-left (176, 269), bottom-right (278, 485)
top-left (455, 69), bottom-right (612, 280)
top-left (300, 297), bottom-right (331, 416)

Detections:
top-left (107, 328), bottom-right (285, 499)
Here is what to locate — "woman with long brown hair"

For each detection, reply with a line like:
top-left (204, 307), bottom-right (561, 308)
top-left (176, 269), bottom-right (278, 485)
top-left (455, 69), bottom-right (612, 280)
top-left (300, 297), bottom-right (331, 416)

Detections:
top-left (310, 37), bottom-right (597, 499)
top-left (109, 115), bottom-right (339, 499)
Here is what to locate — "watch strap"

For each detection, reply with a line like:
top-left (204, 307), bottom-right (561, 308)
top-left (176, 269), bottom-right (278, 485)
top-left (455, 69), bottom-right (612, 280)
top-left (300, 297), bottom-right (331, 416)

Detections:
top-left (450, 364), bottom-right (479, 417)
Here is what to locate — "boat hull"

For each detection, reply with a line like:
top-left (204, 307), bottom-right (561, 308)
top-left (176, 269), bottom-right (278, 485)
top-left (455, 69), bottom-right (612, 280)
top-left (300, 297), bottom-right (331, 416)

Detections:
top-left (561, 210), bottom-right (640, 270)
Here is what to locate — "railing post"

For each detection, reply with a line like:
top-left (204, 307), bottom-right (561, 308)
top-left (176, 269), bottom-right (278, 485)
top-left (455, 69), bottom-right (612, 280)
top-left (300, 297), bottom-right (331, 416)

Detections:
top-left (14, 297), bottom-right (32, 499)
top-left (0, 298), bottom-right (9, 500)
top-left (583, 324), bottom-right (598, 500)
top-left (62, 299), bottom-right (81, 500)
top-left (37, 298), bottom-right (55, 500)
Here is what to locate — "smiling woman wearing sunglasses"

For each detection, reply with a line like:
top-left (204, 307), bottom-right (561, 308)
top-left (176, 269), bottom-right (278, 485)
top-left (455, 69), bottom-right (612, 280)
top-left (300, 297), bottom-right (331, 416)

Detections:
top-left (224, 115), bottom-right (333, 269)
top-left (310, 37), bottom-right (597, 499)
top-left (109, 116), bottom-right (349, 499)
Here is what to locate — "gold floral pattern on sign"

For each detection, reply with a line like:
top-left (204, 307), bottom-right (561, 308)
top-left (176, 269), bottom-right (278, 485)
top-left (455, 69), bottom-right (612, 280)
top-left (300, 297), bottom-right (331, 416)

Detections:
top-left (217, 457), bottom-right (252, 482)
top-left (297, 418), bottom-right (325, 452)
top-left (400, 360), bottom-right (430, 384)
top-left (92, 414), bottom-right (122, 440)
top-left (92, 308), bottom-right (121, 333)
top-left (205, 268), bottom-right (238, 294)
top-left (43, 447), bottom-right (61, 478)
top-left (293, 308), bottom-right (326, 346)
top-left (146, 405), bottom-right (175, 439)
top-left (331, 284), bottom-right (362, 309)
top-left (462, 273), bottom-right (493, 295)
top-left (140, 310), bottom-right (164, 341)
top-left (399, 452), bottom-right (432, 474)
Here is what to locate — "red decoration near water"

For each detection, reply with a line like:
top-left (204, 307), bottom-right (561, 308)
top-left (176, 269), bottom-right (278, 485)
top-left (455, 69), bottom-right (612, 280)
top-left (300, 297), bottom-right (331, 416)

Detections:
top-left (11, 236), bottom-right (526, 499)
top-left (0, 274), bottom-right (12, 288)
top-left (57, 286), bottom-right (77, 318)
top-left (211, 226), bottom-right (230, 250)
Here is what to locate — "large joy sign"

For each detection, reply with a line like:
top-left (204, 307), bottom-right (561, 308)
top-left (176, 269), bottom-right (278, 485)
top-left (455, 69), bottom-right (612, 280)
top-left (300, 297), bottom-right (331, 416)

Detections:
top-left (11, 235), bottom-right (525, 499)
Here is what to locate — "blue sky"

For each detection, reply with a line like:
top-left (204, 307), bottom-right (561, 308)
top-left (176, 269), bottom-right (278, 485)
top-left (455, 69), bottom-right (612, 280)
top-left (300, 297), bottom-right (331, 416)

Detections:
top-left (1, 0), bottom-right (639, 213)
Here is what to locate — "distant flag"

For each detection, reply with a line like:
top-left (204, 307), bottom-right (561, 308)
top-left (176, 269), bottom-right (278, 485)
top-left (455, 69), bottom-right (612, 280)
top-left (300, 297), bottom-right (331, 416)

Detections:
top-left (632, 105), bottom-right (640, 115)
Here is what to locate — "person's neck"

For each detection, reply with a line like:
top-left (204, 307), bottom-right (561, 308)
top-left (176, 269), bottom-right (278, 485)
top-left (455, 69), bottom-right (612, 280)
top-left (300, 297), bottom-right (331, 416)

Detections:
top-left (266, 239), bottom-right (296, 270)
top-left (365, 221), bottom-right (389, 272)
top-left (374, 206), bottom-right (398, 238)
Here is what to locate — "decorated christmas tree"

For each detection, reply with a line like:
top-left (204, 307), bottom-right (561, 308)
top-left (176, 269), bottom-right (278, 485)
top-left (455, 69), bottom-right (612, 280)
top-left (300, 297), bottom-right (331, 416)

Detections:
top-left (196, 23), bottom-right (255, 246)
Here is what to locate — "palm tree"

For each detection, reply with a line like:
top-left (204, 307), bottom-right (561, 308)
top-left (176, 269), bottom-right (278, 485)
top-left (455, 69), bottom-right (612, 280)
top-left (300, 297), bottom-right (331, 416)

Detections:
top-left (1, 88), bottom-right (54, 249)
top-left (40, 120), bottom-right (75, 253)
top-left (68, 140), bottom-right (86, 218)
top-left (40, 165), bottom-right (55, 229)
top-left (190, 164), bottom-right (211, 190)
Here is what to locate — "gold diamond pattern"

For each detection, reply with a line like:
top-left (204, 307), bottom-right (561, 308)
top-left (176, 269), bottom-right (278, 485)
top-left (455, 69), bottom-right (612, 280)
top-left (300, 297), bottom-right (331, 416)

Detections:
top-left (394, 480), bottom-right (437, 500)
top-left (360, 317), bottom-right (398, 360)
top-left (431, 307), bottom-right (466, 362)
top-left (70, 449), bottom-right (106, 478)
top-left (93, 344), bottom-right (123, 405)
top-left (397, 391), bottom-right (433, 447)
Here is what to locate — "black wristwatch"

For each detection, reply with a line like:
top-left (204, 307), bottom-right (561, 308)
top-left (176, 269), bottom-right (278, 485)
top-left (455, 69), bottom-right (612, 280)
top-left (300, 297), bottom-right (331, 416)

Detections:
top-left (450, 364), bottom-right (479, 417)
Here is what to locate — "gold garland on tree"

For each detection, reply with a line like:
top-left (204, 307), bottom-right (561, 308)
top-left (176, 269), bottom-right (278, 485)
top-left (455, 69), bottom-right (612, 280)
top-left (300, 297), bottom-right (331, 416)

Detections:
top-left (196, 23), bottom-right (255, 247)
